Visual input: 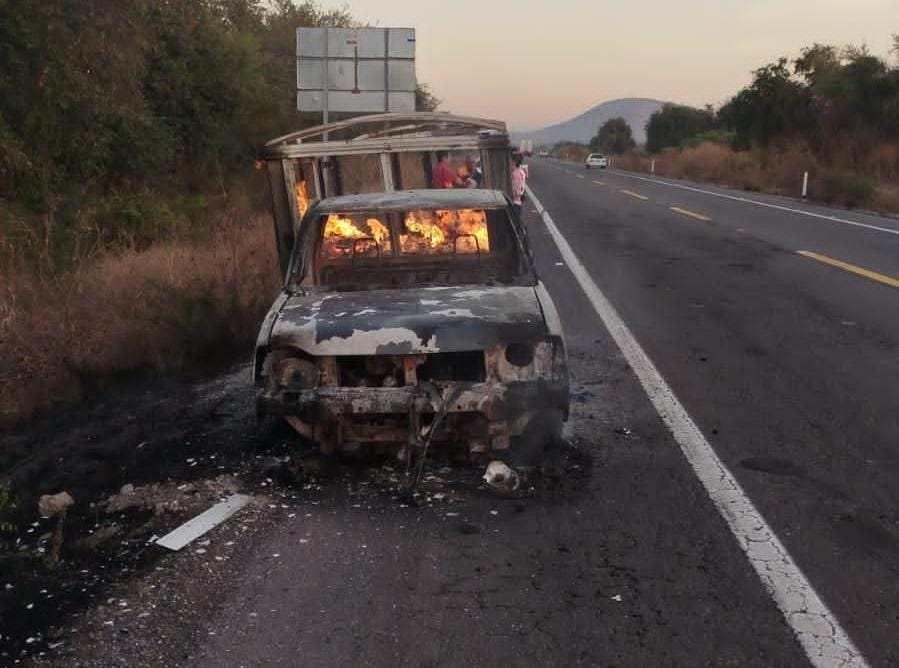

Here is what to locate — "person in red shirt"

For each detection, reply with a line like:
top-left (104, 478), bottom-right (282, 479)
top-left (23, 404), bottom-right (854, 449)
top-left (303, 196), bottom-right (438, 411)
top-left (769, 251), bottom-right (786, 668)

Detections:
top-left (433, 152), bottom-right (462, 189)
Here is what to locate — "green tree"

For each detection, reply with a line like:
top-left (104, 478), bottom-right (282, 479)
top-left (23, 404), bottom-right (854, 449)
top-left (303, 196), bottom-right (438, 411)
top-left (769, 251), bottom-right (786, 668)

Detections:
top-left (645, 103), bottom-right (716, 153)
top-left (590, 117), bottom-right (636, 154)
top-left (415, 84), bottom-right (441, 112)
top-left (718, 59), bottom-right (815, 149)
top-left (0, 0), bottom-right (443, 271)
top-left (794, 44), bottom-right (842, 87)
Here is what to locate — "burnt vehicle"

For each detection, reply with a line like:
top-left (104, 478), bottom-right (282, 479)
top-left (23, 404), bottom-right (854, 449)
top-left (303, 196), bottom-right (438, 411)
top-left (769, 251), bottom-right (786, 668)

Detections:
top-left (254, 188), bottom-right (569, 463)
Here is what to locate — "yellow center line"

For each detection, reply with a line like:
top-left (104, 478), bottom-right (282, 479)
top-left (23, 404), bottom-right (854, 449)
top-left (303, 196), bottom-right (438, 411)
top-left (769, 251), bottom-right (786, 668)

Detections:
top-left (621, 189), bottom-right (649, 201)
top-left (797, 250), bottom-right (899, 288)
top-left (670, 206), bottom-right (711, 222)
top-left (592, 180), bottom-right (605, 186)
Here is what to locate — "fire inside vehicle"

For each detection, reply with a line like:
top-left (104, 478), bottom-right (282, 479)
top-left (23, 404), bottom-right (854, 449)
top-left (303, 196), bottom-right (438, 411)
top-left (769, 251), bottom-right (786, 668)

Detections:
top-left (254, 114), bottom-right (569, 464)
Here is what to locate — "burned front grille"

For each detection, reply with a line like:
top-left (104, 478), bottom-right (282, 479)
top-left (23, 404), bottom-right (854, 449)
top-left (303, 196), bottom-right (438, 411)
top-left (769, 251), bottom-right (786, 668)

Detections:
top-left (417, 351), bottom-right (485, 383)
top-left (337, 355), bottom-right (404, 388)
top-left (334, 351), bottom-right (485, 387)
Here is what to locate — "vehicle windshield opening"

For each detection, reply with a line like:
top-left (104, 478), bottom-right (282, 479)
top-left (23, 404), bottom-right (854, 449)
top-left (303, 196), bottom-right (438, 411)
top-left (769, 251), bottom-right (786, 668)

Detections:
top-left (301, 205), bottom-right (529, 291)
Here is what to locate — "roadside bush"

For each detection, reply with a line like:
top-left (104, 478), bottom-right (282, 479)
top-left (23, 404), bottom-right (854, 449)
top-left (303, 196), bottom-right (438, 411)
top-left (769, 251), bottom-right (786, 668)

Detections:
top-left (0, 483), bottom-right (16, 535)
top-left (0, 213), bottom-right (279, 425)
top-left (608, 140), bottom-right (897, 213)
top-left (814, 171), bottom-right (876, 208)
top-left (874, 184), bottom-right (899, 212)
top-left (682, 130), bottom-right (736, 148)
top-left (862, 144), bottom-right (899, 183)
top-left (552, 144), bottom-right (590, 163)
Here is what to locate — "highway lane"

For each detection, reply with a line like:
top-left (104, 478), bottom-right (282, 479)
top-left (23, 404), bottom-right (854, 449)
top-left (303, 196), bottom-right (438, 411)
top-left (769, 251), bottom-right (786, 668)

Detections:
top-left (556, 160), bottom-right (899, 281)
top-left (185, 206), bottom-right (811, 666)
top-left (527, 160), bottom-right (898, 666)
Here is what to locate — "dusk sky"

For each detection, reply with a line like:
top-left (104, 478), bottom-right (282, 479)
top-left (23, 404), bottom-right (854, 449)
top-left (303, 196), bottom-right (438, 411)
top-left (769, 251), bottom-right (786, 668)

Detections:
top-left (344, 0), bottom-right (898, 131)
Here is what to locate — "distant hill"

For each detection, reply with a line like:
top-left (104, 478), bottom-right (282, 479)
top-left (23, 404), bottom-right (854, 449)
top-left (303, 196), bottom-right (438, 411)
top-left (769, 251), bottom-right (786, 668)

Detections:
top-left (513, 98), bottom-right (667, 147)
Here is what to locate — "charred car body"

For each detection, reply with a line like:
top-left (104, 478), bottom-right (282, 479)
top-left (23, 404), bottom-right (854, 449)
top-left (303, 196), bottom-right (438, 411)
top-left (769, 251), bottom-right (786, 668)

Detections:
top-left (255, 114), bottom-right (569, 462)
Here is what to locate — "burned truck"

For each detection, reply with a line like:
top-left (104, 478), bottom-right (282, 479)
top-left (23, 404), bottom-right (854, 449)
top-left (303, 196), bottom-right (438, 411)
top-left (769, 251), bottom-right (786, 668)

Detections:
top-left (254, 113), bottom-right (569, 462)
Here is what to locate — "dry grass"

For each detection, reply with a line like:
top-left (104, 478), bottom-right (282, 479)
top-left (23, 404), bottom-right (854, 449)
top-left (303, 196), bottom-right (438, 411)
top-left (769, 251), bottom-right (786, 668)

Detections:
top-left (612, 142), bottom-right (899, 214)
top-left (0, 212), bottom-right (279, 425)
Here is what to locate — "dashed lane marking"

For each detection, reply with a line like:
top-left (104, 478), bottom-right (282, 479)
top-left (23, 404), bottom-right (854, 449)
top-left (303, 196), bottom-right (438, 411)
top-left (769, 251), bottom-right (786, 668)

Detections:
top-left (670, 206), bottom-right (711, 222)
top-left (576, 174), bottom-right (585, 179)
top-left (798, 251), bottom-right (899, 288)
top-left (621, 189), bottom-right (648, 201)
top-left (611, 170), bottom-right (899, 237)
top-left (592, 180), bottom-right (605, 186)
top-left (526, 182), bottom-right (869, 668)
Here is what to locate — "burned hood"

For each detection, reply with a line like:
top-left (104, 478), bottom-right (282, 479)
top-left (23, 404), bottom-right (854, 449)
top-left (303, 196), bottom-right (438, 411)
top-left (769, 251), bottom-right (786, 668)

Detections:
top-left (269, 285), bottom-right (546, 355)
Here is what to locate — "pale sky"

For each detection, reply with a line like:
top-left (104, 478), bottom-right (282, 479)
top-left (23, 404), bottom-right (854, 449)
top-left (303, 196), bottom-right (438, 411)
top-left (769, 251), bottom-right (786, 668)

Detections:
top-left (340, 0), bottom-right (898, 131)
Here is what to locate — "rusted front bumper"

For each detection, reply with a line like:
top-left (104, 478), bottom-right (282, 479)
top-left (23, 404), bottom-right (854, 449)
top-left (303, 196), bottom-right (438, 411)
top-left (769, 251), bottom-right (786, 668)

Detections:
top-left (257, 379), bottom-right (568, 457)
top-left (259, 379), bottom-right (565, 420)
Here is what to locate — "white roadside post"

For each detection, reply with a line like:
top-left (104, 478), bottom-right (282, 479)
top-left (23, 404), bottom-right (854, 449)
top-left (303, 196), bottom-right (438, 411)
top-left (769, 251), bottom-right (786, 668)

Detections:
top-left (802, 171), bottom-right (809, 198)
top-left (651, 159), bottom-right (655, 175)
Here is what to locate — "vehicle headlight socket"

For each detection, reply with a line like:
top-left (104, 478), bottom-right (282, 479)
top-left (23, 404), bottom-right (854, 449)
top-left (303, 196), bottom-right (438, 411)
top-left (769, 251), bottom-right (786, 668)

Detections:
top-left (275, 356), bottom-right (319, 389)
top-left (504, 341), bottom-right (535, 367)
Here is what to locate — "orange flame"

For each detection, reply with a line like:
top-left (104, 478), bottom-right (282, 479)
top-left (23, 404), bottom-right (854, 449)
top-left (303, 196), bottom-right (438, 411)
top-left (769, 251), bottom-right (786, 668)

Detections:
top-left (403, 212), bottom-right (446, 249)
top-left (321, 209), bottom-right (490, 258)
top-left (322, 215), bottom-right (391, 257)
top-left (442, 209), bottom-right (489, 253)
top-left (366, 218), bottom-right (390, 246)
top-left (399, 209), bottom-right (489, 254)
top-left (324, 214), bottom-right (367, 240)
top-left (295, 179), bottom-right (310, 218)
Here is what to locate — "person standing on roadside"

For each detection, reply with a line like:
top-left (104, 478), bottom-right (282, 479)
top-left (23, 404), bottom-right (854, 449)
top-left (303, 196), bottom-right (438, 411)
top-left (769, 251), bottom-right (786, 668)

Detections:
top-left (510, 155), bottom-right (526, 219)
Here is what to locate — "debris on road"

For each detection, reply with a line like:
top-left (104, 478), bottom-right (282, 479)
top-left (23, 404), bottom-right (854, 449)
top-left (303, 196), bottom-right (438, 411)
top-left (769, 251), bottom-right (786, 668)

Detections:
top-left (261, 456), bottom-right (305, 486)
top-left (483, 460), bottom-right (520, 493)
top-left (38, 491), bottom-right (74, 519)
top-left (37, 491), bottom-right (74, 565)
top-left (155, 494), bottom-right (253, 551)
top-left (104, 476), bottom-right (240, 515)
top-left (77, 523), bottom-right (122, 551)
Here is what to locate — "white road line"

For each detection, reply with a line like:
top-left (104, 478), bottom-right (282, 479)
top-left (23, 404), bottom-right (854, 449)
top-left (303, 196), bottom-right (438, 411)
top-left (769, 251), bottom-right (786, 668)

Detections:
top-left (525, 183), bottom-right (868, 668)
top-left (611, 171), bottom-right (899, 237)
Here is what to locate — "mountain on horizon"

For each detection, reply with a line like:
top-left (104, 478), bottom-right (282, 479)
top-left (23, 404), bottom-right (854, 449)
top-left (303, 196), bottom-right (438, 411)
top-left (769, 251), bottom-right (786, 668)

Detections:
top-left (512, 98), bottom-right (667, 146)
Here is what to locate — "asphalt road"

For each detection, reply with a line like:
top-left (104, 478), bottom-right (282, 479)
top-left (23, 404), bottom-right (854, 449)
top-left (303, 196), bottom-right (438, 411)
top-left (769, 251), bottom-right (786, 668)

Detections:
top-left (15, 164), bottom-right (896, 667)
top-left (525, 160), bottom-right (899, 666)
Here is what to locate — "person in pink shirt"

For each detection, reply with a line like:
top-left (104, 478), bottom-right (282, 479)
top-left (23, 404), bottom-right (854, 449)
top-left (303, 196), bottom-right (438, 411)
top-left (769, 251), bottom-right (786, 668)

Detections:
top-left (510, 155), bottom-right (526, 219)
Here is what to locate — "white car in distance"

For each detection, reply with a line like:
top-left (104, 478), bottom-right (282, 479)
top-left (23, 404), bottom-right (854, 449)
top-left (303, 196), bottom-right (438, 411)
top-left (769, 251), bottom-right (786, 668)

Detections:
top-left (584, 154), bottom-right (608, 169)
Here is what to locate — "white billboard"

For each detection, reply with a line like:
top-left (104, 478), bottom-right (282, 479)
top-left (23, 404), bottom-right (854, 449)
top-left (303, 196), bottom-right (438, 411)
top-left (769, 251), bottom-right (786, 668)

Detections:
top-left (297, 27), bottom-right (416, 115)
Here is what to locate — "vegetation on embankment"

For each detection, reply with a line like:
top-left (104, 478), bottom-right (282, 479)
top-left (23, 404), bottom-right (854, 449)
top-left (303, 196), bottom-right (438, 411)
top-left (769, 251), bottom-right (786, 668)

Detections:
top-left (548, 37), bottom-right (899, 214)
top-left (0, 202), bottom-right (280, 425)
top-left (0, 1), bottom-right (441, 425)
top-left (613, 142), bottom-right (899, 213)
top-left (0, 1), bottom-right (336, 424)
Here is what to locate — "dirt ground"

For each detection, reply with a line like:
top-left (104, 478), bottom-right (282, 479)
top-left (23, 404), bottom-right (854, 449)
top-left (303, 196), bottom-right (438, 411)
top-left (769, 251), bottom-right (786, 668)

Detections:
top-left (0, 363), bottom-right (588, 666)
